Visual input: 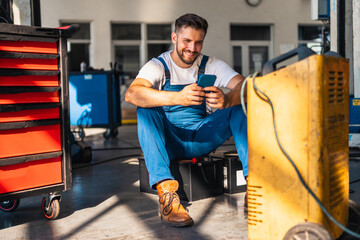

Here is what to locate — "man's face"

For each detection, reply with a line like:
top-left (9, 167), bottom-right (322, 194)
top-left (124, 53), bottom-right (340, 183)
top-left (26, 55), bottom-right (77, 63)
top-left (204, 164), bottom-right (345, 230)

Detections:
top-left (172, 26), bottom-right (205, 66)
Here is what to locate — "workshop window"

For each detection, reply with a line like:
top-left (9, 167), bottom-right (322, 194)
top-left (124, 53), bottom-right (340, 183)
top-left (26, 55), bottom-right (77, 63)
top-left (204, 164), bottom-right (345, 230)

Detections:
top-left (233, 46), bottom-right (242, 74)
top-left (114, 45), bottom-right (140, 78)
top-left (61, 22), bottom-right (91, 72)
top-left (147, 24), bottom-right (171, 40)
top-left (112, 23), bottom-right (172, 78)
top-left (231, 25), bottom-right (271, 41)
top-left (147, 43), bottom-right (171, 60)
top-left (146, 24), bottom-right (172, 60)
top-left (112, 24), bottom-right (141, 40)
top-left (298, 25), bottom-right (330, 54)
top-left (230, 24), bottom-right (272, 76)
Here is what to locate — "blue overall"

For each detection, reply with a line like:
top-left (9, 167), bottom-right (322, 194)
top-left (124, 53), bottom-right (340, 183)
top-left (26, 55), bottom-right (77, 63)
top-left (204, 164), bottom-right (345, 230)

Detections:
top-left (137, 56), bottom-right (248, 188)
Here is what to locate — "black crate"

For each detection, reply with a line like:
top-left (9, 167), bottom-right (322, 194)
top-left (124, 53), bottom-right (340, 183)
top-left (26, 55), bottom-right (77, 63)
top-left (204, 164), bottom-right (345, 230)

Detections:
top-left (223, 151), bottom-right (247, 194)
top-left (139, 156), bottom-right (224, 202)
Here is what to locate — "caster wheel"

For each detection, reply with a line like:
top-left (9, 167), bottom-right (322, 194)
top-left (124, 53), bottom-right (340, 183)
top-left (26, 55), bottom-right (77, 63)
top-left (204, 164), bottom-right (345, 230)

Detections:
top-left (103, 129), bottom-right (111, 139)
top-left (283, 222), bottom-right (333, 240)
top-left (41, 197), bottom-right (60, 220)
top-left (0, 199), bottom-right (20, 212)
top-left (338, 199), bottom-right (360, 240)
top-left (348, 199), bottom-right (360, 230)
top-left (103, 128), bottom-right (118, 139)
top-left (78, 128), bottom-right (86, 140)
top-left (110, 128), bottom-right (118, 137)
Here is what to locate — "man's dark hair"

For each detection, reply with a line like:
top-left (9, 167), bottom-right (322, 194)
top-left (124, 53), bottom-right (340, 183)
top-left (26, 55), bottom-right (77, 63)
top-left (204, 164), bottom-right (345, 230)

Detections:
top-left (175, 13), bottom-right (208, 36)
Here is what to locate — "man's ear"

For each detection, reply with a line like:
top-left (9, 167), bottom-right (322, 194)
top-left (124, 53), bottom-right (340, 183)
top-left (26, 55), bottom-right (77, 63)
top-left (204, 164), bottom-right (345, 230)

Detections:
top-left (171, 32), bottom-right (177, 44)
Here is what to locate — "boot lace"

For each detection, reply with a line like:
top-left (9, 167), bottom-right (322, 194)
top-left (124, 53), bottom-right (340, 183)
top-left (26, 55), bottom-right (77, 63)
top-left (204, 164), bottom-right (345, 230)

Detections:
top-left (159, 191), bottom-right (181, 216)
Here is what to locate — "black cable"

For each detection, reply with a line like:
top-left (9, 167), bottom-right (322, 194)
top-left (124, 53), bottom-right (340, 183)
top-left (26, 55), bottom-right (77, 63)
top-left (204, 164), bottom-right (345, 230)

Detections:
top-left (0, 16), bottom-right (8, 23)
top-left (350, 179), bottom-right (360, 184)
top-left (92, 147), bottom-right (141, 151)
top-left (72, 153), bottom-right (141, 170)
top-left (75, 109), bottom-right (91, 141)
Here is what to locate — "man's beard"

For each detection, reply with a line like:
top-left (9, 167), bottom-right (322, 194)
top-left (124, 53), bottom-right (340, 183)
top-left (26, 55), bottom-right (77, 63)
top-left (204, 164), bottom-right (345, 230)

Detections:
top-left (176, 42), bottom-right (199, 65)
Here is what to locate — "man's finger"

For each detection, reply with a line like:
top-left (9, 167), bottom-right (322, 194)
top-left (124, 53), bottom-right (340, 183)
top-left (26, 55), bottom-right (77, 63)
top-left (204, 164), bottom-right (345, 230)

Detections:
top-left (205, 92), bottom-right (220, 99)
top-left (190, 95), bottom-right (204, 102)
top-left (204, 86), bottom-right (218, 92)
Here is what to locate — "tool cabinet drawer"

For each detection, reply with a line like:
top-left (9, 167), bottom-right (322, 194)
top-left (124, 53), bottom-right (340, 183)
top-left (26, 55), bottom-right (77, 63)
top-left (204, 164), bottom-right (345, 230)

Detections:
top-left (0, 105), bottom-right (59, 123)
top-left (0, 52), bottom-right (58, 71)
top-left (0, 122), bottom-right (61, 159)
top-left (0, 75), bottom-right (59, 87)
top-left (0, 58), bottom-right (58, 70)
top-left (0, 40), bottom-right (58, 54)
top-left (0, 90), bottom-right (59, 104)
top-left (0, 155), bottom-right (62, 194)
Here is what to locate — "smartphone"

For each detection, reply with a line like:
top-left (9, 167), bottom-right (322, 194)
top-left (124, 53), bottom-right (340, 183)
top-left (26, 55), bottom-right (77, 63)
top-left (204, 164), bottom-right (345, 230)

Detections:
top-left (197, 74), bottom-right (216, 88)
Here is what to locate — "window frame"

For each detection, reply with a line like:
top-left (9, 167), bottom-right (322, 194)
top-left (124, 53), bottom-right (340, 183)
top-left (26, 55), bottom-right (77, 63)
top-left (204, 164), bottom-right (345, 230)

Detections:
top-left (111, 22), bottom-right (173, 77)
top-left (60, 21), bottom-right (92, 71)
top-left (230, 24), bottom-right (273, 76)
top-left (298, 24), bottom-right (330, 54)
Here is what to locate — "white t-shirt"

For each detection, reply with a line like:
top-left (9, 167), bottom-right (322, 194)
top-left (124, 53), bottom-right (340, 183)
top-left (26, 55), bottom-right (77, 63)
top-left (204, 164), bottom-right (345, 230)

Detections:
top-left (136, 51), bottom-right (239, 90)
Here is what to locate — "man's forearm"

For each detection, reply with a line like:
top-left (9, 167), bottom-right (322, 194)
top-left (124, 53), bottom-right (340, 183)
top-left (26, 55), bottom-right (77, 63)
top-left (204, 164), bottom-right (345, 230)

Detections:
top-left (125, 85), bottom-right (179, 108)
top-left (223, 80), bottom-right (245, 108)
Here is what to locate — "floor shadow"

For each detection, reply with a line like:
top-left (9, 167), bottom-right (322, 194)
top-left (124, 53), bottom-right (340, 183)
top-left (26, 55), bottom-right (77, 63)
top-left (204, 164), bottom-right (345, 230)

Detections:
top-left (0, 127), bottom-right (246, 240)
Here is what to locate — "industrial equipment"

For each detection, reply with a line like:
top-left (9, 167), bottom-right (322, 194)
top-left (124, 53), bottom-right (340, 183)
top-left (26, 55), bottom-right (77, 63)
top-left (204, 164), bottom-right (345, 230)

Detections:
top-left (69, 70), bottom-right (121, 139)
top-left (247, 53), bottom-right (354, 239)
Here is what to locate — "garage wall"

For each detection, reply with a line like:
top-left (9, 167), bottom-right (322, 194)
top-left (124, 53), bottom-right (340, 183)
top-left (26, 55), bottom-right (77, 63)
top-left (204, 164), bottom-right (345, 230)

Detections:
top-left (40, 0), bottom-right (318, 70)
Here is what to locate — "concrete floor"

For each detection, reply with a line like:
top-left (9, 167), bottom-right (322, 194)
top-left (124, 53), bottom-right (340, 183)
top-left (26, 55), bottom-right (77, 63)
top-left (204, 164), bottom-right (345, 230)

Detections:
top-left (0, 125), bottom-right (359, 240)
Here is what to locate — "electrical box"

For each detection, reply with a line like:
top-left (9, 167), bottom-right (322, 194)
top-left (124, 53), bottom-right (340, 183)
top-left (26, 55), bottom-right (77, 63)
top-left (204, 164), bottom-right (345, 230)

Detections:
top-left (223, 151), bottom-right (247, 194)
top-left (311, 0), bottom-right (330, 20)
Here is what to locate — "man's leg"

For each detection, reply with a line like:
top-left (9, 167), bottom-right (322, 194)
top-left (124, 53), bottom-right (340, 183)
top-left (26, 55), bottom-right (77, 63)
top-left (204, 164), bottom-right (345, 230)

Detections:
top-left (229, 105), bottom-right (248, 177)
top-left (137, 107), bottom-right (194, 227)
top-left (185, 105), bottom-right (248, 176)
top-left (186, 105), bottom-right (248, 212)
top-left (137, 107), bottom-right (180, 188)
top-left (224, 105), bottom-right (249, 211)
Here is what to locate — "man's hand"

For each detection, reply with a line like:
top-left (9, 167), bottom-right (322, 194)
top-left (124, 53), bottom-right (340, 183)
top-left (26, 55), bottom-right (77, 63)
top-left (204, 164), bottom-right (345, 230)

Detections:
top-left (203, 86), bottom-right (226, 109)
top-left (177, 83), bottom-right (205, 106)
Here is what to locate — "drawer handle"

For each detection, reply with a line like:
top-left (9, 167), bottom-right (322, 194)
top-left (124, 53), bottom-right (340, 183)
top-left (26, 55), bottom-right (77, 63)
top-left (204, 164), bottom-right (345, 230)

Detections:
top-left (0, 151), bottom-right (62, 167)
top-left (0, 118), bottom-right (60, 130)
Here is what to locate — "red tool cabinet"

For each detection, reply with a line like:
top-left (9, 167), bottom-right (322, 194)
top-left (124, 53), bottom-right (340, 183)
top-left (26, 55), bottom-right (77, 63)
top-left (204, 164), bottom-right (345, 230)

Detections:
top-left (0, 23), bottom-right (75, 219)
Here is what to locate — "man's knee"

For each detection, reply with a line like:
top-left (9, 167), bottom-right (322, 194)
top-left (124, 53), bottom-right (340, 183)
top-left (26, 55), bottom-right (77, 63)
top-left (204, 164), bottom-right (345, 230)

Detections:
top-left (137, 107), bottom-right (157, 117)
top-left (228, 105), bottom-right (246, 120)
top-left (137, 107), bottom-right (164, 122)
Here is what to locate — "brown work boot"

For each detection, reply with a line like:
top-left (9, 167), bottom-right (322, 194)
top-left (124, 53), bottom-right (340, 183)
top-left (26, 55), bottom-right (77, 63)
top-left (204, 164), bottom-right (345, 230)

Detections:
top-left (156, 180), bottom-right (194, 227)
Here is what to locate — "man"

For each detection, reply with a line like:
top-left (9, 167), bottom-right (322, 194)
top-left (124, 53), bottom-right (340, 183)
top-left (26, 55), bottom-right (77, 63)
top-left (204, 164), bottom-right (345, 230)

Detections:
top-left (125, 13), bottom-right (248, 227)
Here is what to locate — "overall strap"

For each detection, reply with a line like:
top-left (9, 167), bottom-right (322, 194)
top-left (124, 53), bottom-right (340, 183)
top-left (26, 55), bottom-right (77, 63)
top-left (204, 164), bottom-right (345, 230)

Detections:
top-left (157, 57), bottom-right (171, 82)
top-left (198, 55), bottom-right (209, 80)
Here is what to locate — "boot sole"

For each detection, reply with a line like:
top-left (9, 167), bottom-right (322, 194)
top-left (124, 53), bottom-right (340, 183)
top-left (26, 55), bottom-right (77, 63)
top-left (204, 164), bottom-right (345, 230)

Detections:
top-left (159, 212), bottom-right (194, 227)
top-left (161, 217), bottom-right (194, 227)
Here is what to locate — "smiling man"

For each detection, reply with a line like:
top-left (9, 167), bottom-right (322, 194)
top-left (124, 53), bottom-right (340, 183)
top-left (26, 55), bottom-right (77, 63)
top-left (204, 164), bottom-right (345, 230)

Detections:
top-left (125, 13), bottom-right (248, 227)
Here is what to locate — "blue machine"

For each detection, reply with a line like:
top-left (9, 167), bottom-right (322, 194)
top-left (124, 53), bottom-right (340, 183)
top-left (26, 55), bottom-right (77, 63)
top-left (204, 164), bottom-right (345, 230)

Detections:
top-left (69, 71), bottom-right (121, 138)
top-left (349, 95), bottom-right (360, 134)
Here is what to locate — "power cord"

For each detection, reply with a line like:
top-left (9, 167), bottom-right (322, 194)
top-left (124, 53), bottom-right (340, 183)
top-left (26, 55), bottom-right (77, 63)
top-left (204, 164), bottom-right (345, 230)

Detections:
top-left (240, 72), bottom-right (259, 116)
top-left (242, 72), bottom-right (360, 238)
top-left (73, 109), bottom-right (91, 141)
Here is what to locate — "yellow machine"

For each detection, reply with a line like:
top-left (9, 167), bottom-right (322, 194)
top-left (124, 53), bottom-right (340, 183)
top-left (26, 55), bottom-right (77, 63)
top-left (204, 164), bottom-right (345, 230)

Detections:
top-left (247, 54), bottom-right (349, 239)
